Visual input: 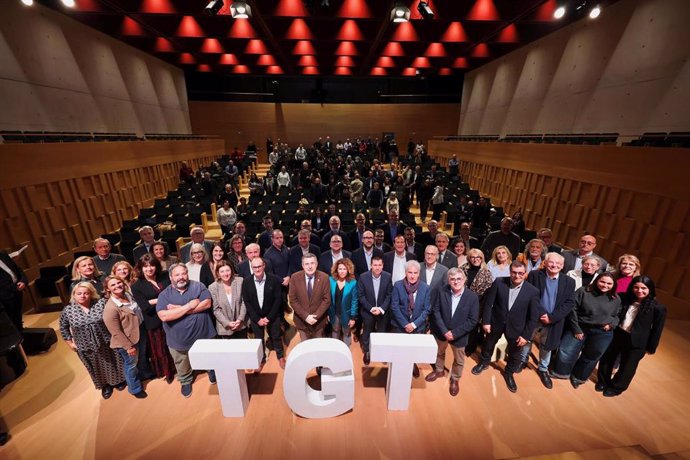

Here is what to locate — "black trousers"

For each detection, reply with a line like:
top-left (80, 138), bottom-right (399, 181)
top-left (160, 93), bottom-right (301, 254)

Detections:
top-left (251, 319), bottom-right (284, 360)
top-left (464, 323), bottom-right (484, 355)
top-left (597, 328), bottom-right (646, 393)
top-left (479, 327), bottom-right (523, 374)
top-left (360, 311), bottom-right (391, 353)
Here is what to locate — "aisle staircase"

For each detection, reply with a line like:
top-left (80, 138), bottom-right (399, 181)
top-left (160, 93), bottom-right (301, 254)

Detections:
top-left (207, 162), bottom-right (443, 235)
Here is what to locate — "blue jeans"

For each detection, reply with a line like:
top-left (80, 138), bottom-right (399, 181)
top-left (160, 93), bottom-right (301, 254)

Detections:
top-left (520, 327), bottom-right (552, 372)
top-left (117, 348), bottom-right (143, 394)
top-left (553, 332), bottom-right (585, 377)
top-left (571, 326), bottom-right (613, 382)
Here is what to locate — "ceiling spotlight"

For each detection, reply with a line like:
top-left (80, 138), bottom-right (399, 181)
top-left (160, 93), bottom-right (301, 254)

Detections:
top-left (21, 0), bottom-right (34, 5)
top-left (231, 1), bottom-right (251, 18)
top-left (417, 1), bottom-right (434, 20)
top-left (390, 3), bottom-right (410, 23)
top-left (589, 5), bottom-right (601, 19)
top-left (204, 0), bottom-right (223, 15)
top-left (554, 5), bottom-right (566, 19)
top-left (61, 0), bottom-right (75, 7)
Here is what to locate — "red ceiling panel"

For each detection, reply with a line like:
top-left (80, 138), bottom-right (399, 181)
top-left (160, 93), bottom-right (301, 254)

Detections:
top-left (44, 0), bottom-right (613, 77)
top-left (176, 16), bottom-right (203, 37)
top-left (257, 55), bottom-right (277, 66)
top-left (336, 20), bottom-right (364, 41)
top-left (293, 40), bottom-right (316, 55)
top-left (228, 19), bottom-right (257, 39)
top-left (201, 38), bottom-right (224, 53)
top-left (285, 19), bottom-right (313, 40)
top-left (335, 41), bottom-right (358, 56)
top-left (334, 67), bottom-right (353, 76)
top-left (337, 0), bottom-right (374, 19)
top-left (467, 0), bottom-right (500, 21)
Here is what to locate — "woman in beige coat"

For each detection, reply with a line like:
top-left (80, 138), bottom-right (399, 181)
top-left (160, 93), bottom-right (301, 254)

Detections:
top-left (208, 261), bottom-right (247, 338)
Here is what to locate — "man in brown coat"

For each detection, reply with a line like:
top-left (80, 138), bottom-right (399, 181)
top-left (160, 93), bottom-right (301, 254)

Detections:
top-left (288, 253), bottom-right (331, 341)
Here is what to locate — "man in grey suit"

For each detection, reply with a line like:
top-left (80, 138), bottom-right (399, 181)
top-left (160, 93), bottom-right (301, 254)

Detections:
top-left (357, 256), bottom-right (392, 366)
top-left (419, 245), bottom-right (448, 291)
top-left (179, 226), bottom-right (214, 263)
top-left (561, 233), bottom-right (608, 273)
top-left (435, 233), bottom-right (458, 269)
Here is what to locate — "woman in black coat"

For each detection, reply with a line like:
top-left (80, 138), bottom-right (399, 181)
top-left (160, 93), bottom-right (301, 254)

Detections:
top-left (596, 275), bottom-right (666, 397)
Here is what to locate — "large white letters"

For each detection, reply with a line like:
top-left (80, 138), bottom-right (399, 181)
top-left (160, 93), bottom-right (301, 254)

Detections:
top-left (283, 338), bottom-right (355, 419)
top-left (188, 338), bottom-right (262, 417)
top-left (369, 333), bottom-right (438, 410)
top-left (188, 335), bottom-right (437, 418)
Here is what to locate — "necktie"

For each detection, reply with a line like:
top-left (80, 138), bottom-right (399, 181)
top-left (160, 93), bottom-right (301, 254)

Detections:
top-left (307, 276), bottom-right (313, 299)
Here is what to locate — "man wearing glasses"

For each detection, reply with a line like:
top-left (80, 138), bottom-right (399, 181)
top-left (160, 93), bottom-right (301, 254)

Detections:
top-left (241, 257), bottom-right (285, 371)
top-left (471, 261), bottom-right (541, 393)
top-left (562, 233), bottom-right (609, 273)
top-left (427, 268), bottom-right (479, 396)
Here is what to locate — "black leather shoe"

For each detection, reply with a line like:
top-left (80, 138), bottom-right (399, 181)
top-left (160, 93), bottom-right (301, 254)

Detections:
top-left (503, 372), bottom-right (517, 393)
top-left (514, 362), bottom-right (526, 374)
top-left (471, 363), bottom-right (488, 375)
top-left (412, 364), bottom-right (420, 378)
top-left (538, 370), bottom-right (553, 389)
top-left (101, 386), bottom-right (113, 400)
top-left (603, 388), bottom-right (620, 397)
top-left (363, 352), bottom-right (370, 366)
top-left (134, 390), bottom-right (148, 399)
top-left (595, 381), bottom-right (606, 392)
top-left (570, 377), bottom-right (582, 389)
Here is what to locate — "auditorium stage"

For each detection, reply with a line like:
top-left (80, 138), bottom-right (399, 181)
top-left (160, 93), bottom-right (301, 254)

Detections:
top-left (1, 312), bottom-right (689, 459)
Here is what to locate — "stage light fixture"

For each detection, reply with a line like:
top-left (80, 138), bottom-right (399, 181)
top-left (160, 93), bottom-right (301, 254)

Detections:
top-left (204, 0), bottom-right (224, 15)
top-left (589, 5), bottom-right (601, 19)
top-left (417, 1), bottom-right (434, 20)
top-left (390, 3), bottom-right (410, 23)
top-left (21, 0), bottom-right (34, 5)
top-left (231, 1), bottom-right (251, 18)
top-left (61, 0), bottom-right (75, 7)
top-left (554, 5), bottom-right (566, 19)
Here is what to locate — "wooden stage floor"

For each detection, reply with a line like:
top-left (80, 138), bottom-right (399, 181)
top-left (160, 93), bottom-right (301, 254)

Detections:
top-left (1, 312), bottom-right (689, 459)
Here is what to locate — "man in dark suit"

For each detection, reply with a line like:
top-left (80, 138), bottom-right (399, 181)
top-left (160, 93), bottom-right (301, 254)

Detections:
top-left (561, 233), bottom-right (608, 273)
top-left (435, 233), bottom-right (458, 269)
top-left (241, 257), bottom-right (285, 370)
top-left (290, 220), bottom-right (322, 247)
top-left (178, 226), bottom-right (214, 263)
top-left (378, 211), bottom-right (407, 247)
top-left (289, 229), bottom-right (320, 275)
top-left (347, 213), bottom-right (371, 250)
top-left (318, 234), bottom-right (352, 275)
top-left (308, 177), bottom-right (327, 205)
top-left (257, 215), bottom-right (274, 255)
top-left (404, 227), bottom-right (424, 261)
top-left (471, 261), bottom-right (541, 393)
top-left (537, 228), bottom-right (562, 254)
top-left (132, 226), bottom-right (169, 262)
top-left (524, 252), bottom-right (576, 389)
top-left (0, 251), bottom-right (28, 333)
top-left (427, 268), bottom-right (480, 396)
top-left (350, 230), bottom-right (383, 277)
top-left (417, 220), bottom-right (440, 248)
top-left (233, 221), bottom-right (254, 248)
top-left (457, 222), bottom-right (480, 250)
top-left (373, 229), bottom-right (392, 254)
top-left (288, 253), bottom-right (331, 341)
top-left (237, 243), bottom-right (273, 279)
top-left (321, 216), bottom-right (350, 252)
top-left (383, 235), bottom-right (416, 284)
top-left (357, 255), bottom-right (392, 365)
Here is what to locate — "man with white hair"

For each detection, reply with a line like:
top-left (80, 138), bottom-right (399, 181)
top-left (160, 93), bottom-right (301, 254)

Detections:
top-left (524, 252), bottom-right (576, 389)
top-left (179, 226), bottom-right (214, 263)
top-left (92, 238), bottom-right (125, 275)
top-left (390, 260), bottom-right (431, 378)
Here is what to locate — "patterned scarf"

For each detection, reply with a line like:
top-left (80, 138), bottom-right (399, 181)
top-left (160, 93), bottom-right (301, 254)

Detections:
top-left (403, 278), bottom-right (419, 317)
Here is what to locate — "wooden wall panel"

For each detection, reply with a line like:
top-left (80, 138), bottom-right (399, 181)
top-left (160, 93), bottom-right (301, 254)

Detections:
top-left (0, 139), bottom-right (224, 309)
top-left (189, 102), bottom-right (461, 152)
top-left (429, 140), bottom-right (690, 319)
